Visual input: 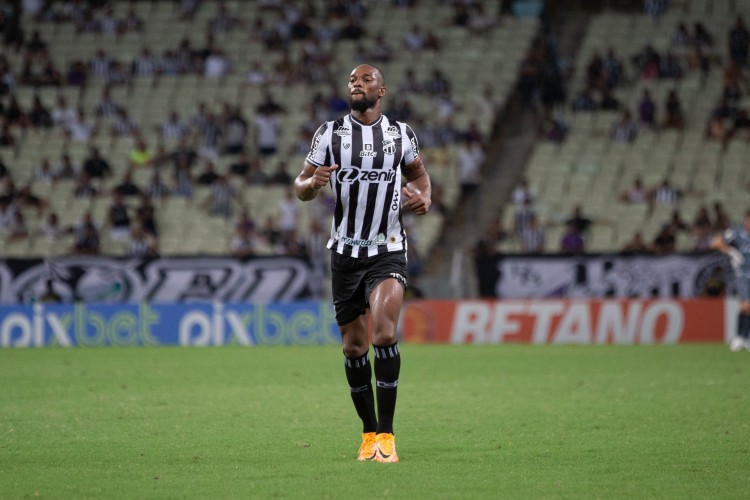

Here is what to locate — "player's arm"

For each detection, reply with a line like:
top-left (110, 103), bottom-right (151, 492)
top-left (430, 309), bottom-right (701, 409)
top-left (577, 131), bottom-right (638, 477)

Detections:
top-left (401, 155), bottom-right (431, 216)
top-left (710, 233), bottom-right (730, 253)
top-left (295, 161), bottom-right (338, 202)
top-left (296, 123), bottom-right (336, 202)
top-left (295, 162), bottom-right (319, 202)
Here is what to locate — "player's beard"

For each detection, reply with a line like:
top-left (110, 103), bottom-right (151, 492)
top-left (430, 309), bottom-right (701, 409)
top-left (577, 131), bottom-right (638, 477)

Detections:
top-left (349, 94), bottom-right (378, 112)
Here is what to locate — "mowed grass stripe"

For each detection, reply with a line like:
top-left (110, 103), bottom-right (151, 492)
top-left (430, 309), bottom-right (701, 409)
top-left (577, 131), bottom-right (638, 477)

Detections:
top-left (1, 345), bottom-right (748, 499)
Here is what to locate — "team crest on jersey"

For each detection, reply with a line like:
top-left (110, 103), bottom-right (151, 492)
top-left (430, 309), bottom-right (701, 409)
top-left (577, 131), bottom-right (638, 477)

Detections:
top-left (386, 126), bottom-right (400, 138)
top-left (382, 138), bottom-right (396, 155)
top-left (334, 126), bottom-right (351, 136)
top-left (343, 143), bottom-right (350, 149)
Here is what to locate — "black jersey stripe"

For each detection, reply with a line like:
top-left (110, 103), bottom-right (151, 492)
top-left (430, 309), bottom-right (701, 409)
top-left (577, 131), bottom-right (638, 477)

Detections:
top-left (330, 118), bottom-right (343, 167)
top-left (371, 120), bottom-right (385, 170)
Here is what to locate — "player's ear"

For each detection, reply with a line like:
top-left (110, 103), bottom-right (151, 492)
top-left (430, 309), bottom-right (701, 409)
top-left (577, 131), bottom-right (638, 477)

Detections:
top-left (379, 85), bottom-right (386, 97)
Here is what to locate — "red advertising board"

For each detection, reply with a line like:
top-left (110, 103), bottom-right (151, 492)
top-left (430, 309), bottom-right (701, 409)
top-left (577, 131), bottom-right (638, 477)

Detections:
top-left (401, 299), bottom-right (727, 344)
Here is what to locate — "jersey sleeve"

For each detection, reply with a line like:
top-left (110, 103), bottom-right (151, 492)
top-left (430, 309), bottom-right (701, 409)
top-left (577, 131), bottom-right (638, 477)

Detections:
top-left (305, 123), bottom-right (331, 168)
top-left (402, 123), bottom-right (420, 165)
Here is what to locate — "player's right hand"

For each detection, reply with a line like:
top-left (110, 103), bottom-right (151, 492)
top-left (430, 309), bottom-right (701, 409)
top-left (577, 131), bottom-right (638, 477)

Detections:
top-left (311, 164), bottom-right (338, 190)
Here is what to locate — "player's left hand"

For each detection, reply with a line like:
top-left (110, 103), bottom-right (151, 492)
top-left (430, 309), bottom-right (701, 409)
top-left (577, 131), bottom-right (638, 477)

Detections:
top-left (728, 247), bottom-right (745, 269)
top-left (401, 186), bottom-right (431, 215)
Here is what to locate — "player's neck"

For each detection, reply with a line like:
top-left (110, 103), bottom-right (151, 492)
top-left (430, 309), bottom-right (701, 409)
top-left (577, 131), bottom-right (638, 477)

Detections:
top-left (350, 108), bottom-right (381, 125)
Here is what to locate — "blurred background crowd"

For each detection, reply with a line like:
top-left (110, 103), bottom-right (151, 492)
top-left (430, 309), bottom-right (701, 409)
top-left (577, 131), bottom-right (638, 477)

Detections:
top-left (0, 0), bottom-right (748, 297)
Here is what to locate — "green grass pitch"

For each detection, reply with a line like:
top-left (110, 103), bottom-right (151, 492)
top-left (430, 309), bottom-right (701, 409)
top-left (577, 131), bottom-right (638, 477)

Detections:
top-left (1, 344), bottom-right (749, 499)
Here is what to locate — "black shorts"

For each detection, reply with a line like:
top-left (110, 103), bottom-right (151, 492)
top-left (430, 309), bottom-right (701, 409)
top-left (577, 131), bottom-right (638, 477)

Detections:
top-left (331, 251), bottom-right (407, 326)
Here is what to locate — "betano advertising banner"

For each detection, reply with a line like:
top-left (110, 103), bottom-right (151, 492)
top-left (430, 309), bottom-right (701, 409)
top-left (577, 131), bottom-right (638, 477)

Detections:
top-left (0, 299), bottom-right (733, 348)
top-left (401, 299), bottom-right (732, 345)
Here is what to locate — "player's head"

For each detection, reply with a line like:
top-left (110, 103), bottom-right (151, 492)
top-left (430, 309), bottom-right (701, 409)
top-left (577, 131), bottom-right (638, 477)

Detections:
top-left (348, 64), bottom-right (386, 113)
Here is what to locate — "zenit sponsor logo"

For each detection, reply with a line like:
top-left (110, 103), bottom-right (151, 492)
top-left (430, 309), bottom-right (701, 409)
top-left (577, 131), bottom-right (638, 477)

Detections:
top-left (339, 168), bottom-right (396, 183)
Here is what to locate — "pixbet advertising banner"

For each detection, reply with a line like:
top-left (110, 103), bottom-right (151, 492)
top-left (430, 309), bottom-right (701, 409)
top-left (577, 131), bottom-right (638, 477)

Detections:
top-left (401, 299), bottom-right (731, 345)
top-left (0, 301), bottom-right (339, 348)
top-left (0, 256), bottom-right (313, 304)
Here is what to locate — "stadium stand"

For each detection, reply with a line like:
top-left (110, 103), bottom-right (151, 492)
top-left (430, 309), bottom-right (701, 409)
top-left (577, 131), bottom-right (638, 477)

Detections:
top-left (0, 0), bottom-right (539, 264)
top-left (514, 1), bottom-right (750, 254)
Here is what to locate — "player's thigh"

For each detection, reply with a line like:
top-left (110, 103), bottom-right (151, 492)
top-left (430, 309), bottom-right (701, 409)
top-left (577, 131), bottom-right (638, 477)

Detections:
top-left (365, 252), bottom-right (407, 344)
top-left (370, 279), bottom-right (404, 324)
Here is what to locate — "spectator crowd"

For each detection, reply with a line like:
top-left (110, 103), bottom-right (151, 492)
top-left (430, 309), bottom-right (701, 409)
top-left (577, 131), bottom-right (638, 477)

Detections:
top-left (476, 1), bottom-right (750, 262)
top-left (0, 0), bottom-right (505, 266)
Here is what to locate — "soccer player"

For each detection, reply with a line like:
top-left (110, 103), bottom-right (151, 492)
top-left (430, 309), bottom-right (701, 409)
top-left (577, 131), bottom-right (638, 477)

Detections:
top-left (711, 209), bottom-right (750, 351)
top-left (294, 64), bottom-right (431, 462)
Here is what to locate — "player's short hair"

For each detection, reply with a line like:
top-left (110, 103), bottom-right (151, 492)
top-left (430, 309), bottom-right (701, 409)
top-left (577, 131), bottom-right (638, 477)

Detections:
top-left (370, 64), bottom-right (385, 86)
top-left (353, 63), bottom-right (385, 86)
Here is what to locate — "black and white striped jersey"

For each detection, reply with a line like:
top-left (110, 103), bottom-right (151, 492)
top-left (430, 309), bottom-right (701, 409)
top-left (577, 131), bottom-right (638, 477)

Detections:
top-left (306, 113), bottom-right (420, 258)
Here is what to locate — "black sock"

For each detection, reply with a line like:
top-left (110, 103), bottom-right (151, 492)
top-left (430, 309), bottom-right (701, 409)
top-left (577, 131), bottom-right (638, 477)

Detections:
top-left (344, 352), bottom-right (377, 433)
top-left (739, 314), bottom-right (750, 339)
top-left (374, 342), bottom-right (401, 435)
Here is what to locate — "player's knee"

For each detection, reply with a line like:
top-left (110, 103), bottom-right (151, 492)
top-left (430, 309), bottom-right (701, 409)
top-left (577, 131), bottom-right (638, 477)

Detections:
top-left (342, 342), bottom-right (368, 358)
top-left (372, 327), bottom-right (397, 346)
